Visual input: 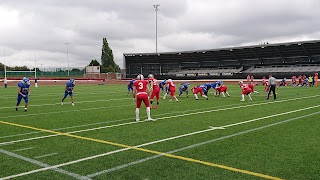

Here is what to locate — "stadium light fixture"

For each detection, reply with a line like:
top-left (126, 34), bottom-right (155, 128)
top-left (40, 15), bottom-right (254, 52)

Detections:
top-left (153, 4), bottom-right (160, 54)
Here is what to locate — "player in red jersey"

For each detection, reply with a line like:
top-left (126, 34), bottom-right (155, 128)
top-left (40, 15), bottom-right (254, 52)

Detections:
top-left (248, 83), bottom-right (259, 94)
top-left (133, 74), bottom-right (153, 122)
top-left (215, 85), bottom-right (230, 97)
top-left (291, 75), bottom-right (296, 86)
top-left (191, 86), bottom-right (208, 100)
top-left (262, 76), bottom-right (267, 86)
top-left (247, 75), bottom-right (250, 83)
top-left (148, 74), bottom-right (160, 109)
top-left (239, 81), bottom-right (252, 101)
top-left (164, 79), bottom-right (178, 102)
top-left (264, 81), bottom-right (270, 94)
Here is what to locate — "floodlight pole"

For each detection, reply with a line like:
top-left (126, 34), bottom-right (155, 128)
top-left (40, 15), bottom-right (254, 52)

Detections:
top-left (153, 4), bottom-right (160, 54)
top-left (3, 49), bottom-right (7, 88)
top-left (65, 42), bottom-right (70, 76)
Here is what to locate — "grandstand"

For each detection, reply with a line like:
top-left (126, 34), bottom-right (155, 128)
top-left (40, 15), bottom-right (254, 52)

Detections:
top-left (124, 40), bottom-right (320, 79)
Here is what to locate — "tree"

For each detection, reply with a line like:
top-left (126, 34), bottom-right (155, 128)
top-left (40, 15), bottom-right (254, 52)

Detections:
top-left (88, 59), bottom-right (101, 66)
top-left (100, 37), bottom-right (120, 73)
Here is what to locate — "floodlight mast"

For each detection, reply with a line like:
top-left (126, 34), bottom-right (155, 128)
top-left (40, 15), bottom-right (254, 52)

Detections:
top-left (153, 4), bottom-right (160, 54)
top-left (65, 42), bottom-right (70, 76)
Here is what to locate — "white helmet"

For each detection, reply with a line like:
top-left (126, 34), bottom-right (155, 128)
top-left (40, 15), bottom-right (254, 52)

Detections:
top-left (239, 81), bottom-right (243, 84)
top-left (148, 74), bottom-right (154, 78)
top-left (167, 79), bottom-right (172, 82)
top-left (136, 74), bottom-right (144, 80)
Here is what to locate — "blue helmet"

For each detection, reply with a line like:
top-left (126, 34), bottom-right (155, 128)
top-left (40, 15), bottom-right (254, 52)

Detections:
top-left (70, 78), bottom-right (75, 83)
top-left (23, 77), bottom-right (29, 83)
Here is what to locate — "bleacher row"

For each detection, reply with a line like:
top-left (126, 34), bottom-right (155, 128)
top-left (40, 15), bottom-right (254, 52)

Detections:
top-left (168, 65), bottom-right (320, 75)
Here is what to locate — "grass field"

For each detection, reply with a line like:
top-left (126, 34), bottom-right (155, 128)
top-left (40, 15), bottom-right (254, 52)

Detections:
top-left (0, 82), bottom-right (319, 180)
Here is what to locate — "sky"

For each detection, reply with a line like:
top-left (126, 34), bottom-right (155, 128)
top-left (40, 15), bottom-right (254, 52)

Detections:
top-left (1, 0), bottom-right (320, 69)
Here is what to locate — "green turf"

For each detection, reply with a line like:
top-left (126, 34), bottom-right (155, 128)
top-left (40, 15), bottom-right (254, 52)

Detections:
top-left (0, 83), bottom-right (319, 179)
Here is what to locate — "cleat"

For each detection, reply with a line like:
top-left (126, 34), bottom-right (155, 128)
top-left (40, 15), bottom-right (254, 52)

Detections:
top-left (61, 102), bottom-right (64, 105)
top-left (24, 109), bottom-right (27, 112)
top-left (71, 103), bottom-right (75, 106)
top-left (240, 99), bottom-right (245, 101)
top-left (150, 106), bottom-right (153, 109)
top-left (196, 99), bottom-right (198, 100)
top-left (15, 107), bottom-right (18, 111)
top-left (206, 98), bottom-right (208, 100)
top-left (136, 119), bottom-right (140, 122)
top-left (148, 118), bottom-right (154, 121)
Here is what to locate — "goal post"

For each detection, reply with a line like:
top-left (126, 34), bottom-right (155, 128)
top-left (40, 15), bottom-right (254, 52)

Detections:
top-left (5, 70), bottom-right (38, 87)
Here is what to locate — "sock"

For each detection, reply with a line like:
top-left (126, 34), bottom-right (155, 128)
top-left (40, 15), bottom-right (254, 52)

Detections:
top-left (248, 94), bottom-right (252, 100)
top-left (136, 108), bottom-right (140, 120)
top-left (221, 92), bottom-right (225, 97)
top-left (194, 94), bottom-right (198, 99)
top-left (241, 94), bottom-right (245, 100)
top-left (146, 107), bottom-right (151, 119)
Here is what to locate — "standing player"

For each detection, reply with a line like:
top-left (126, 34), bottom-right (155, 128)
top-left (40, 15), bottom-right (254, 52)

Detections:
top-left (215, 85), bottom-right (230, 97)
top-left (239, 81), bottom-right (252, 101)
top-left (164, 79), bottom-right (178, 102)
top-left (262, 76), bottom-right (267, 86)
top-left (61, 78), bottom-right (75, 106)
top-left (148, 74), bottom-right (160, 109)
top-left (127, 79), bottom-right (135, 95)
top-left (16, 77), bottom-right (31, 112)
top-left (191, 86), bottom-right (208, 100)
top-left (133, 74), bottom-right (153, 122)
top-left (178, 83), bottom-right (190, 97)
top-left (291, 75), bottom-right (297, 86)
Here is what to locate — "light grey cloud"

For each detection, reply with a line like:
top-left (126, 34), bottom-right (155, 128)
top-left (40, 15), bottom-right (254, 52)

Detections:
top-left (1, 0), bottom-right (320, 69)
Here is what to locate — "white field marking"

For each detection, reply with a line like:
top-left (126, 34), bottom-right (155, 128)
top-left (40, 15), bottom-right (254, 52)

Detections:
top-left (3, 105), bottom-right (319, 179)
top-left (34, 153), bottom-right (59, 159)
top-left (87, 111), bottom-right (320, 177)
top-left (0, 149), bottom-right (91, 180)
top-left (0, 95), bottom-right (318, 146)
top-left (12, 147), bottom-right (34, 152)
top-left (0, 104), bottom-right (132, 120)
top-left (0, 97), bottom-right (130, 109)
top-left (209, 126), bottom-right (225, 130)
top-left (0, 96), bottom-right (269, 139)
top-left (0, 87), bottom-right (299, 139)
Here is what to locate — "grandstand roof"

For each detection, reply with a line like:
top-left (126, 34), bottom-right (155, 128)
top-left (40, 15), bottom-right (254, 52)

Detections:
top-left (124, 39), bottom-right (320, 64)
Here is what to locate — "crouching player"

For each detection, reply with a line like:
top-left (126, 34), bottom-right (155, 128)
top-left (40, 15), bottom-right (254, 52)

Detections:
top-left (215, 85), bottom-right (230, 97)
top-left (16, 77), bottom-right (31, 112)
top-left (191, 86), bottom-right (208, 100)
top-left (133, 74), bottom-right (153, 122)
top-left (239, 81), bottom-right (252, 101)
top-left (248, 83), bottom-right (259, 94)
top-left (61, 78), bottom-right (75, 106)
top-left (164, 79), bottom-right (178, 102)
top-left (178, 83), bottom-right (190, 97)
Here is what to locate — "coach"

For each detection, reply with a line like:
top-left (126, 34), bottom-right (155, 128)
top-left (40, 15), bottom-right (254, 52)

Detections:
top-left (266, 74), bottom-right (276, 100)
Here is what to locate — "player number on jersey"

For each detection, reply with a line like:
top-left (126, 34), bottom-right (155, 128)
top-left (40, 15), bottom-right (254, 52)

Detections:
top-left (138, 82), bottom-right (144, 89)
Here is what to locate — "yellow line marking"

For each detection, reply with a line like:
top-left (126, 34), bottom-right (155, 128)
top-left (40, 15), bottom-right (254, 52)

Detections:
top-left (0, 120), bottom-right (283, 180)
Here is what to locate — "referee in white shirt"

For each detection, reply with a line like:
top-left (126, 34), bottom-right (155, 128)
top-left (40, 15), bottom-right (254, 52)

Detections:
top-left (266, 74), bottom-right (276, 100)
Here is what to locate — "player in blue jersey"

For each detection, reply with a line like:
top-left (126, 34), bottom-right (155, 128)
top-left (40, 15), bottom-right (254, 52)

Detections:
top-left (210, 80), bottom-right (222, 96)
top-left (199, 84), bottom-right (209, 96)
top-left (127, 79), bottom-right (135, 95)
top-left (178, 83), bottom-right (190, 97)
top-left (16, 77), bottom-right (31, 112)
top-left (159, 79), bottom-right (167, 95)
top-left (61, 78), bottom-right (75, 106)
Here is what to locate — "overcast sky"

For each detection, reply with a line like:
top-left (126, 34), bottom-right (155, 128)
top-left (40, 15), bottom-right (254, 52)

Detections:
top-left (1, 0), bottom-right (320, 69)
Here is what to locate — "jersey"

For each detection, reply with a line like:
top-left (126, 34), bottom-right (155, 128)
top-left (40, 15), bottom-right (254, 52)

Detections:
top-left (18, 82), bottom-right (30, 95)
top-left (133, 80), bottom-right (149, 94)
top-left (66, 82), bottom-right (75, 93)
top-left (216, 85), bottom-right (227, 92)
top-left (133, 80), bottom-right (150, 108)
top-left (179, 83), bottom-right (190, 92)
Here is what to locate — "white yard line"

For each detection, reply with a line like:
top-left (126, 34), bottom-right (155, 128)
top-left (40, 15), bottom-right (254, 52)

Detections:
top-left (0, 95), bottom-right (318, 146)
top-left (12, 147), bottom-right (34, 152)
top-left (0, 149), bottom-right (90, 180)
top-left (0, 97), bottom-right (130, 109)
top-left (2, 105), bottom-right (319, 179)
top-left (34, 153), bottom-right (59, 159)
top-left (87, 111), bottom-right (320, 177)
